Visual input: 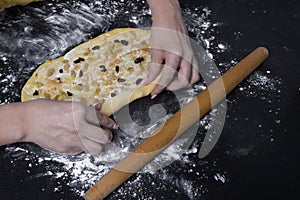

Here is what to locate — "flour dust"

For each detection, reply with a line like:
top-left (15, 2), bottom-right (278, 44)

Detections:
top-left (0, 0), bottom-right (282, 199)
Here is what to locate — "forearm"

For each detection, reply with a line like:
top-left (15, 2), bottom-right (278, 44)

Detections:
top-left (0, 103), bottom-right (26, 146)
top-left (147, 0), bottom-right (183, 22)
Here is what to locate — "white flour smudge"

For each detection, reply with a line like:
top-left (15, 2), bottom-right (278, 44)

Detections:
top-left (1, 0), bottom-right (282, 199)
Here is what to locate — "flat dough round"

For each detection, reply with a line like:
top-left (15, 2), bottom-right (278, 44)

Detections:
top-left (21, 28), bottom-right (158, 116)
top-left (0, 0), bottom-right (42, 9)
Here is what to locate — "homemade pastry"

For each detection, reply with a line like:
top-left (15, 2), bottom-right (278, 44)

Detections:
top-left (21, 28), bottom-right (157, 116)
top-left (0, 0), bottom-right (42, 9)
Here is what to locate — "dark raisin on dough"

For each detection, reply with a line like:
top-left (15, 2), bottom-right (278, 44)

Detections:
top-left (120, 40), bottom-right (128, 46)
top-left (136, 78), bottom-right (143, 85)
top-left (114, 39), bottom-right (120, 43)
top-left (92, 45), bottom-right (100, 51)
top-left (74, 57), bottom-right (85, 64)
top-left (79, 70), bottom-right (83, 78)
top-left (115, 65), bottom-right (119, 73)
top-left (57, 77), bottom-right (62, 83)
top-left (33, 90), bottom-right (39, 96)
top-left (117, 78), bottom-right (126, 82)
top-left (134, 57), bottom-right (144, 64)
top-left (99, 65), bottom-right (107, 72)
top-left (59, 69), bottom-right (63, 73)
top-left (111, 93), bottom-right (116, 97)
top-left (67, 91), bottom-right (73, 96)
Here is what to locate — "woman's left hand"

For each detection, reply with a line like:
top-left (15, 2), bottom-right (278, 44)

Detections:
top-left (144, 0), bottom-right (200, 98)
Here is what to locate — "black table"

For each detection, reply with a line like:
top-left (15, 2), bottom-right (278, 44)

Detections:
top-left (1, 0), bottom-right (299, 199)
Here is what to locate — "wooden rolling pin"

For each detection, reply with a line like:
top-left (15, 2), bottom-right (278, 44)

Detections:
top-left (85, 47), bottom-right (269, 200)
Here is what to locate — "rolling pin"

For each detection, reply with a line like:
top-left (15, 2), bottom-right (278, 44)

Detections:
top-left (85, 47), bottom-right (269, 200)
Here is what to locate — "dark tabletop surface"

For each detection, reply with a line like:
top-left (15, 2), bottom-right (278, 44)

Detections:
top-left (0, 0), bottom-right (299, 199)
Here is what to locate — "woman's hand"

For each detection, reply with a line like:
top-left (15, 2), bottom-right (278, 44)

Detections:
top-left (144, 0), bottom-right (200, 98)
top-left (20, 99), bottom-right (117, 155)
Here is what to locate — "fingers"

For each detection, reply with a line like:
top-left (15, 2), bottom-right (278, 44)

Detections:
top-left (167, 58), bottom-right (201, 91)
top-left (27, 100), bottom-right (116, 155)
top-left (68, 124), bottom-right (112, 155)
top-left (190, 66), bottom-right (201, 84)
top-left (142, 50), bottom-right (200, 97)
top-left (147, 25), bottom-right (199, 96)
top-left (190, 56), bottom-right (201, 84)
top-left (80, 123), bottom-right (112, 144)
top-left (151, 53), bottom-right (181, 96)
top-left (95, 109), bottom-right (118, 129)
top-left (56, 134), bottom-right (104, 155)
top-left (80, 137), bottom-right (103, 155)
top-left (140, 49), bottom-right (164, 85)
top-left (85, 105), bottom-right (118, 129)
top-left (74, 103), bottom-right (115, 155)
top-left (166, 59), bottom-right (191, 91)
top-left (78, 125), bottom-right (112, 155)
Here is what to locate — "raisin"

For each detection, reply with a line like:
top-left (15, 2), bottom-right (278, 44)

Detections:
top-left (59, 69), bottom-right (63, 73)
top-left (120, 40), bottom-right (128, 46)
top-left (33, 90), bottom-right (39, 96)
top-left (134, 57), bottom-right (144, 64)
top-left (136, 78), bottom-right (143, 85)
top-left (117, 78), bottom-right (126, 82)
top-left (111, 93), bottom-right (116, 97)
top-left (47, 68), bottom-right (55, 76)
top-left (114, 39), bottom-right (120, 43)
top-left (67, 91), bottom-right (73, 96)
top-left (92, 45), bottom-right (100, 51)
top-left (79, 70), bottom-right (83, 78)
top-left (83, 49), bottom-right (91, 56)
top-left (57, 77), bottom-right (61, 83)
top-left (115, 65), bottom-right (119, 73)
top-left (99, 65), bottom-right (106, 72)
top-left (74, 57), bottom-right (85, 64)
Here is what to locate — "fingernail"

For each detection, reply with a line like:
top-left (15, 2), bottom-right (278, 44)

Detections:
top-left (151, 94), bottom-right (157, 99)
top-left (93, 102), bottom-right (101, 110)
top-left (113, 124), bottom-right (119, 130)
top-left (139, 78), bottom-right (147, 85)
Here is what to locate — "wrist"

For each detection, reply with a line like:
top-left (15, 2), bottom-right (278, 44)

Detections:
top-left (0, 103), bottom-right (27, 145)
top-left (147, 0), bottom-right (182, 22)
top-left (11, 103), bottom-right (28, 143)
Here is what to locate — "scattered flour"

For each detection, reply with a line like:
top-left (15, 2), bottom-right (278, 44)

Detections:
top-left (0, 0), bottom-right (282, 199)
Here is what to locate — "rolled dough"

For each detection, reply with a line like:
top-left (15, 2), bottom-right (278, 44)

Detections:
top-left (21, 28), bottom-right (158, 116)
top-left (0, 0), bottom-right (42, 9)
